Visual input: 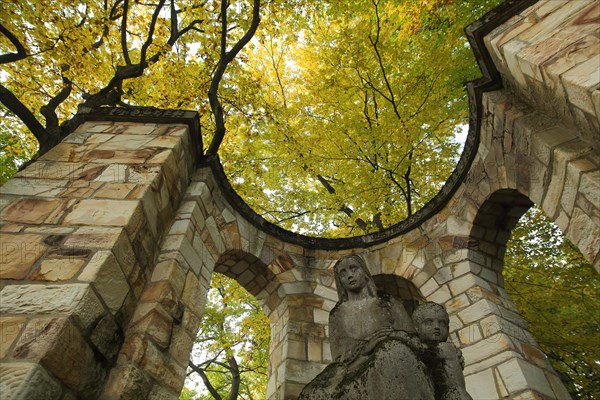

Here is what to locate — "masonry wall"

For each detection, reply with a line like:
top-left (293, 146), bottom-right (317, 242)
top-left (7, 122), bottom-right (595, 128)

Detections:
top-left (0, 120), bottom-right (195, 398)
top-left (0, 1), bottom-right (598, 399)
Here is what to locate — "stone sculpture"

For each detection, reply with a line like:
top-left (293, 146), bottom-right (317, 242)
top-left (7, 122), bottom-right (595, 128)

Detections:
top-left (413, 302), bottom-right (473, 400)
top-left (299, 255), bottom-right (435, 400)
top-left (299, 255), bottom-right (473, 400)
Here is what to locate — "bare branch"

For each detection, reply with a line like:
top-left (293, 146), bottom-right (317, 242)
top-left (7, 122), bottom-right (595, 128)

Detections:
top-left (206, 0), bottom-right (261, 155)
top-left (227, 356), bottom-right (240, 400)
top-left (368, 0), bottom-right (403, 123)
top-left (0, 84), bottom-right (51, 149)
top-left (121, 0), bottom-right (132, 65)
top-left (40, 73), bottom-right (72, 133)
top-left (188, 361), bottom-right (223, 400)
top-left (139, 0), bottom-right (167, 64)
top-left (317, 174), bottom-right (368, 230)
top-left (0, 22), bottom-right (27, 64)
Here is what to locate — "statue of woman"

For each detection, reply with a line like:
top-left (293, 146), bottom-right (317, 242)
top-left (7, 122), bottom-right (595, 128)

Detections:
top-left (299, 255), bottom-right (435, 400)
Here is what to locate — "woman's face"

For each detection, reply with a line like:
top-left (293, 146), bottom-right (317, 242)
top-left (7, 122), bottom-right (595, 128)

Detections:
top-left (337, 259), bottom-right (368, 293)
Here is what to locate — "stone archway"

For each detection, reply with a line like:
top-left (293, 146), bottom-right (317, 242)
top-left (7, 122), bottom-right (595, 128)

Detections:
top-left (459, 189), bottom-right (566, 399)
top-left (0, 1), bottom-right (597, 399)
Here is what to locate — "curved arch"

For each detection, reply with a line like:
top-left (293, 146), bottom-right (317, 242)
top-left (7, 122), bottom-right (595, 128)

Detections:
top-left (469, 189), bottom-right (533, 283)
top-left (195, 0), bottom-right (539, 250)
top-left (214, 250), bottom-right (277, 301)
top-left (372, 274), bottom-right (424, 315)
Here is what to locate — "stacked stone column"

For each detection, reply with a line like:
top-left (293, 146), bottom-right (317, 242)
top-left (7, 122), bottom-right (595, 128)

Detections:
top-left (0, 117), bottom-right (195, 399)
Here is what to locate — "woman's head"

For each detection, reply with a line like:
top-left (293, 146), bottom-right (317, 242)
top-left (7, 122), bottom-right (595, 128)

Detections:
top-left (334, 255), bottom-right (378, 302)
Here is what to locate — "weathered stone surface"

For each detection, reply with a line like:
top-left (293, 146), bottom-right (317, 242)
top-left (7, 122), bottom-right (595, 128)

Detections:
top-left (0, 284), bottom-right (104, 329)
top-left (0, 177), bottom-right (67, 197)
top-left (30, 256), bottom-right (85, 281)
top-left (0, 316), bottom-right (27, 358)
top-left (94, 183), bottom-right (137, 199)
top-left (464, 368), bottom-right (497, 400)
top-left (129, 306), bottom-right (173, 349)
top-left (462, 334), bottom-right (514, 366)
top-left (0, 362), bottom-right (62, 400)
top-left (101, 363), bottom-right (151, 400)
top-left (12, 317), bottom-right (104, 397)
top-left (90, 315), bottom-right (122, 362)
top-left (0, 233), bottom-right (47, 279)
top-left (78, 251), bottom-right (130, 314)
top-left (63, 199), bottom-right (141, 227)
top-left (96, 134), bottom-right (154, 150)
top-left (1, 198), bottom-right (69, 225)
top-left (497, 358), bottom-right (555, 398)
top-left (147, 384), bottom-right (180, 400)
top-left (168, 326), bottom-right (195, 368)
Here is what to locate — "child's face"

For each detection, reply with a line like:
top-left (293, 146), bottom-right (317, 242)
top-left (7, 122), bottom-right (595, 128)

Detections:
top-left (416, 309), bottom-right (449, 342)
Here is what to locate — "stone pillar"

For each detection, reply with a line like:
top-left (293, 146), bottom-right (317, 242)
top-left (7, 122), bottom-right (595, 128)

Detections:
top-left (483, 0), bottom-right (600, 272)
top-left (0, 111), bottom-right (198, 399)
top-left (265, 261), bottom-right (337, 400)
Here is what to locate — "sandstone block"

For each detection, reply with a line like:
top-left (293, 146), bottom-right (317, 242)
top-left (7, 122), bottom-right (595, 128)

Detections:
top-left (497, 358), bottom-right (555, 398)
top-left (458, 324), bottom-right (483, 346)
top-left (0, 316), bottom-right (27, 358)
top-left (151, 259), bottom-right (186, 295)
top-left (96, 134), bottom-right (153, 150)
top-left (79, 251), bottom-right (130, 314)
top-left (0, 362), bottom-right (62, 400)
top-left (100, 362), bottom-right (151, 400)
top-left (148, 384), bottom-right (180, 400)
top-left (182, 272), bottom-right (207, 316)
top-left (0, 283), bottom-right (104, 329)
top-left (12, 317), bottom-right (104, 397)
top-left (1, 198), bottom-right (69, 225)
top-left (168, 326), bottom-right (195, 368)
top-left (31, 256), bottom-right (85, 281)
top-left (90, 314), bottom-right (122, 362)
top-left (63, 199), bottom-right (141, 228)
top-left (465, 368), bottom-right (498, 400)
top-left (124, 123), bottom-right (159, 135)
top-left (0, 233), bottom-right (47, 279)
top-left (562, 57), bottom-right (600, 115)
top-left (0, 177), bottom-right (66, 197)
top-left (427, 285), bottom-right (452, 305)
top-left (462, 334), bottom-right (514, 365)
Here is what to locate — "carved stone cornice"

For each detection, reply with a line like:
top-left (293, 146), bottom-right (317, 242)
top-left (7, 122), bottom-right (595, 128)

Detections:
top-left (77, 105), bottom-right (203, 164)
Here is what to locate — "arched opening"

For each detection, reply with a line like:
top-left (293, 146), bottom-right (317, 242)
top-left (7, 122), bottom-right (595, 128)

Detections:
top-left (466, 189), bottom-right (597, 399)
top-left (469, 189), bottom-right (534, 284)
top-left (180, 251), bottom-right (277, 399)
top-left (372, 274), bottom-right (424, 316)
top-left (503, 206), bottom-right (599, 399)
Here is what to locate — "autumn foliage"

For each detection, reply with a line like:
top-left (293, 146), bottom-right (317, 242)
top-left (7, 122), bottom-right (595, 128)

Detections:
top-left (1, 1), bottom-right (597, 399)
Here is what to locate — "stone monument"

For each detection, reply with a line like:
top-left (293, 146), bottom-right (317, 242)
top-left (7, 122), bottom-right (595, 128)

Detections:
top-left (299, 255), bottom-right (472, 400)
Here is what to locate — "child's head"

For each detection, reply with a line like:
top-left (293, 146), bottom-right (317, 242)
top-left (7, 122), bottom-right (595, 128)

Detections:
top-left (412, 302), bottom-right (449, 343)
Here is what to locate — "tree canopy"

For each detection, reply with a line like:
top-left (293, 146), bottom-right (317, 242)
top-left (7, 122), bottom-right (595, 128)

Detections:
top-left (1, 0), bottom-right (504, 236)
top-left (2, 1), bottom-right (597, 399)
top-left (504, 207), bottom-right (600, 399)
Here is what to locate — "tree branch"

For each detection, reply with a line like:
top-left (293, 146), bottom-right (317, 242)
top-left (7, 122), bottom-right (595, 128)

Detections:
top-left (316, 174), bottom-right (368, 230)
top-left (0, 22), bottom-right (27, 64)
top-left (139, 0), bottom-right (167, 64)
top-left (188, 361), bottom-right (223, 400)
top-left (120, 0), bottom-right (132, 65)
top-left (206, 0), bottom-right (261, 155)
top-left (0, 84), bottom-right (51, 148)
top-left (368, 0), bottom-right (403, 124)
top-left (227, 355), bottom-right (240, 400)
